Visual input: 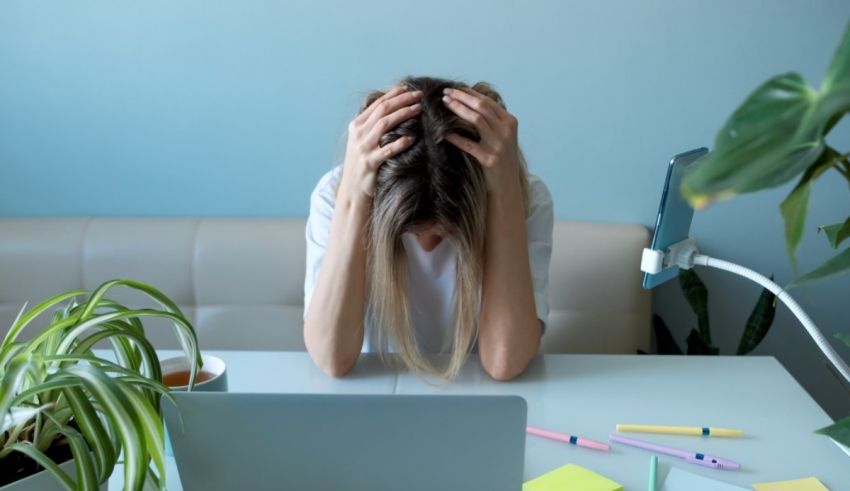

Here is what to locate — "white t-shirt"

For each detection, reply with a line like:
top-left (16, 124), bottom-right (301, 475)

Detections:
top-left (303, 165), bottom-right (554, 353)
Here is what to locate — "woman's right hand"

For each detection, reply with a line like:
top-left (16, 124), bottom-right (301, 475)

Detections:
top-left (339, 86), bottom-right (422, 206)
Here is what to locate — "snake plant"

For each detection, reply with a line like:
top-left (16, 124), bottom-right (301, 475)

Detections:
top-left (0, 279), bottom-right (201, 490)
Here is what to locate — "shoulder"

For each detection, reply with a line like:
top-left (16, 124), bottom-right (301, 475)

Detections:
top-left (311, 165), bottom-right (343, 200)
top-left (526, 173), bottom-right (553, 214)
top-left (309, 165), bottom-right (343, 212)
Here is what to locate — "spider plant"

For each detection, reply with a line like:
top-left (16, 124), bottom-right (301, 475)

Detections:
top-left (0, 279), bottom-right (201, 490)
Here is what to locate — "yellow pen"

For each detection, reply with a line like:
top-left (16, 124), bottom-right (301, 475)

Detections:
top-left (616, 424), bottom-right (743, 438)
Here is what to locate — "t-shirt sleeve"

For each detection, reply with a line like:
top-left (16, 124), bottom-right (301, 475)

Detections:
top-left (526, 176), bottom-right (554, 333)
top-left (303, 168), bottom-right (341, 319)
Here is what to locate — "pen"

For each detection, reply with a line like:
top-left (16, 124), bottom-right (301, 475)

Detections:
top-left (609, 434), bottom-right (740, 470)
top-left (527, 425), bottom-right (610, 452)
top-left (648, 455), bottom-right (657, 491)
top-left (616, 424), bottom-right (743, 438)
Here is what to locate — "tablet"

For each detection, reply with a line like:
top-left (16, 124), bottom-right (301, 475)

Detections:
top-left (642, 147), bottom-right (708, 289)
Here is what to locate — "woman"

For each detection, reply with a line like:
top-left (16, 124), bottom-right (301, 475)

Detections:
top-left (303, 76), bottom-right (553, 380)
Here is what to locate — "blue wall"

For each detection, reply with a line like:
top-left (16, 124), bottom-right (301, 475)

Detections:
top-left (2, 1), bottom-right (849, 415)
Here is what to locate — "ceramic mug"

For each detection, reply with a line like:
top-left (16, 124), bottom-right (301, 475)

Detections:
top-left (160, 354), bottom-right (228, 456)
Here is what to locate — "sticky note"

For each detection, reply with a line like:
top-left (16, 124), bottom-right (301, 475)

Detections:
top-left (752, 477), bottom-right (829, 491)
top-left (661, 467), bottom-right (748, 491)
top-left (523, 464), bottom-right (623, 491)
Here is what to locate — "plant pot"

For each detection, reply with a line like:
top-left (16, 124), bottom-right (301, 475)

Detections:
top-left (0, 457), bottom-right (107, 491)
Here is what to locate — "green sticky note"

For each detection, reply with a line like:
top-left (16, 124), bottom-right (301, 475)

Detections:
top-left (523, 464), bottom-right (624, 491)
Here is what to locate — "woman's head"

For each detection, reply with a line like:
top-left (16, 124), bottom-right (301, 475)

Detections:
top-left (357, 75), bottom-right (529, 379)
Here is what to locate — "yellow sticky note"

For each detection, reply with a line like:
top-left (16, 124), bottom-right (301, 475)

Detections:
top-left (752, 477), bottom-right (829, 491)
top-left (523, 464), bottom-right (623, 491)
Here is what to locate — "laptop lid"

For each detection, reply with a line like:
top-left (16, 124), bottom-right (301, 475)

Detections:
top-left (163, 393), bottom-right (527, 491)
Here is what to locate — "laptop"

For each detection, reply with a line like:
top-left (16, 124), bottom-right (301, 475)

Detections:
top-left (163, 393), bottom-right (528, 491)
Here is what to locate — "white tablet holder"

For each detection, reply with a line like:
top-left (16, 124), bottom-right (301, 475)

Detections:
top-left (641, 239), bottom-right (850, 386)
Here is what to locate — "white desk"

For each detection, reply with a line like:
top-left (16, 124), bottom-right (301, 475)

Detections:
top-left (108, 352), bottom-right (848, 490)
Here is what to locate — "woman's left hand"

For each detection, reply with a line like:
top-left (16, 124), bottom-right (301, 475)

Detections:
top-left (442, 87), bottom-right (521, 197)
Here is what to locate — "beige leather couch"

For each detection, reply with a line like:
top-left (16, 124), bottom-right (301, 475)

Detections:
top-left (0, 218), bottom-right (650, 354)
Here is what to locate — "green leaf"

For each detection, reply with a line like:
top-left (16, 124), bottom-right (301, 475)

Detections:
top-left (817, 22), bottom-right (850, 126)
top-left (685, 329), bottom-right (720, 355)
top-left (58, 364), bottom-right (148, 491)
top-left (62, 386), bottom-right (116, 482)
top-left (0, 443), bottom-right (75, 490)
top-left (780, 180), bottom-right (811, 272)
top-left (1, 291), bottom-right (85, 352)
top-left (652, 315), bottom-right (683, 355)
top-left (779, 147), bottom-right (843, 270)
top-left (54, 422), bottom-right (99, 490)
top-left (836, 332), bottom-right (850, 348)
top-left (736, 281), bottom-right (778, 355)
top-left (819, 216), bottom-right (850, 249)
top-left (681, 72), bottom-right (825, 208)
top-left (815, 415), bottom-right (850, 449)
top-left (678, 269), bottom-right (711, 343)
top-left (787, 247), bottom-right (850, 289)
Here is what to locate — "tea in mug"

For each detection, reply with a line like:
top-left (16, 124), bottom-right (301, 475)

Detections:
top-left (162, 369), bottom-right (217, 387)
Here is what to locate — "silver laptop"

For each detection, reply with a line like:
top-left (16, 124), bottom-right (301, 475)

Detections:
top-left (163, 393), bottom-right (527, 491)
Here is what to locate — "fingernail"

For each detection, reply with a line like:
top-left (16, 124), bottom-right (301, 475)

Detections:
top-left (443, 88), bottom-right (451, 95)
top-left (411, 103), bottom-right (421, 110)
top-left (442, 95), bottom-right (451, 103)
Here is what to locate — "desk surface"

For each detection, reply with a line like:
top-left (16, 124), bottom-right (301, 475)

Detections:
top-left (108, 351), bottom-right (848, 490)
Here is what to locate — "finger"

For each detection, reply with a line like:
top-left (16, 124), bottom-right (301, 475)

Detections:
top-left (365, 102), bottom-right (422, 145)
top-left (364, 89), bottom-right (423, 129)
top-left (356, 86), bottom-right (406, 124)
top-left (442, 93), bottom-right (495, 137)
top-left (443, 132), bottom-right (489, 166)
top-left (444, 87), bottom-right (504, 125)
top-left (366, 135), bottom-right (417, 169)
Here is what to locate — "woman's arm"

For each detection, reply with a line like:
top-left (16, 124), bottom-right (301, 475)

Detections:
top-left (442, 87), bottom-right (541, 380)
top-left (478, 186), bottom-right (541, 380)
top-left (304, 87), bottom-right (422, 377)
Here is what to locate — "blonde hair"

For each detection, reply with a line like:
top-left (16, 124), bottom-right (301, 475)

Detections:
top-left (351, 76), bottom-right (530, 379)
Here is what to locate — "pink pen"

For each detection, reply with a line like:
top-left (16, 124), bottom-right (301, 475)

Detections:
top-left (609, 434), bottom-right (741, 470)
top-left (526, 425), bottom-right (611, 452)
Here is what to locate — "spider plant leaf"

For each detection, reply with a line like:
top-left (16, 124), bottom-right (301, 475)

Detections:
top-left (79, 280), bottom-right (195, 353)
top-left (57, 364), bottom-right (148, 491)
top-left (787, 247), bottom-right (850, 289)
top-left (62, 386), bottom-right (116, 482)
top-left (0, 443), bottom-right (75, 490)
top-left (819, 216), bottom-right (850, 249)
top-left (53, 420), bottom-right (99, 490)
top-left (736, 281), bottom-right (778, 355)
top-left (0, 353), bottom-right (36, 421)
top-left (0, 404), bottom-right (52, 433)
top-left (1, 291), bottom-right (84, 351)
top-left (119, 383), bottom-right (166, 484)
top-left (680, 72), bottom-right (824, 208)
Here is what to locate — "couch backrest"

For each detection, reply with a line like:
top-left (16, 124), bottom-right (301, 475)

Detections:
top-left (0, 218), bottom-right (650, 354)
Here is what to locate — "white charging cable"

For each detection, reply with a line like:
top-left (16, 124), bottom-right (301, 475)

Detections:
top-left (642, 238), bottom-right (850, 386)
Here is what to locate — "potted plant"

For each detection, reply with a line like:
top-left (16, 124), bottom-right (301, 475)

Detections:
top-left (0, 279), bottom-right (201, 490)
top-left (679, 21), bottom-right (850, 447)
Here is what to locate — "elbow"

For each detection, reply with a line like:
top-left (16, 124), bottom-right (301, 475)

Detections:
top-left (303, 321), bottom-right (358, 378)
top-left (480, 348), bottom-right (532, 382)
top-left (322, 359), bottom-right (356, 378)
